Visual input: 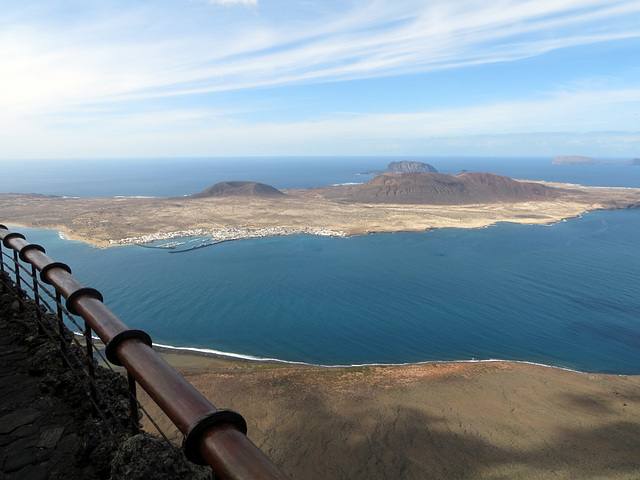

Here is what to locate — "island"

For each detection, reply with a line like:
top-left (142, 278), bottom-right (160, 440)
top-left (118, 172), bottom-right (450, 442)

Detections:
top-left (553, 155), bottom-right (640, 165)
top-left (1, 172), bottom-right (640, 248)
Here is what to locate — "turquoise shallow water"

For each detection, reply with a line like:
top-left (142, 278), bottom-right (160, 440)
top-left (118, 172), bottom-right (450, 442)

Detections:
top-left (10, 208), bottom-right (640, 374)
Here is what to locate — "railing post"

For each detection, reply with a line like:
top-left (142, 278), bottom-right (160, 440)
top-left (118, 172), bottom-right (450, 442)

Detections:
top-left (31, 264), bottom-right (44, 335)
top-left (13, 250), bottom-right (24, 313)
top-left (84, 321), bottom-right (99, 417)
top-left (56, 290), bottom-right (67, 358)
top-left (127, 372), bottom-right (140, 435)
top-left (0, 241), bottom-right (6, 293)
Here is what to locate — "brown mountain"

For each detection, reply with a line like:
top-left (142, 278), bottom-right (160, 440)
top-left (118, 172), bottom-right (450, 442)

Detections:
top-left (190, 181), bottom-right (285, 198)
top-left (345, 172), bottom-right (560, 204)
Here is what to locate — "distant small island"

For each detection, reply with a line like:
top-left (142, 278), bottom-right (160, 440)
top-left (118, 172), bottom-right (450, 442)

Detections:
top-left (360, 160), bottom-right (438, 175)
top-left (552, 155), bottom-right (640, 165)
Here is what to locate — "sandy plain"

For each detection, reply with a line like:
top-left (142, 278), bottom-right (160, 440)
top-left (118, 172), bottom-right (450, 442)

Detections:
top-left (138, 351), bottom-right (640, 480)
top-left (1, 180), bottom-right (640, 247)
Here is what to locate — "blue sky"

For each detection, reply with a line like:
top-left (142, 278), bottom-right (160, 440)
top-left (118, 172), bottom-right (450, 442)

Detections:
top-left (1, 0), bottom-right (639, 159)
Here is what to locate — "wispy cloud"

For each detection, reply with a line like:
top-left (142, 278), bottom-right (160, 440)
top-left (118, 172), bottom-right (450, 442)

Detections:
top-left (1, 0), bottom-right (639, 158)
top-left (199, 0), bottom-right (257, 5)
top-left (3, 0), bottom-right (639, 111)
top-left (122, 0), bottom-right (640, 100)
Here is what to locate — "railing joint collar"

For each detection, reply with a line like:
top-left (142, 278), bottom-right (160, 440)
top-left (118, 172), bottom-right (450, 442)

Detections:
top-left (183, 409), bottom-right (248, 465)
top-left (66, 287), bottom-right (104, 315)
top-left (105, 329), bottom-right (153, 365)
top-left (40, 262), bottom-right (72, 284)
top-left (2, 232), bottom-right (26, 248)
top-left (18, 243), bottom-right (46, 261)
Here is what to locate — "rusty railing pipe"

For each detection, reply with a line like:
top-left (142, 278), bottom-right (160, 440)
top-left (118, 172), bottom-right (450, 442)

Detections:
top-left (200, 426), bottom-right (291, 480)
top-left (116, 340), bottom-right (215, 433)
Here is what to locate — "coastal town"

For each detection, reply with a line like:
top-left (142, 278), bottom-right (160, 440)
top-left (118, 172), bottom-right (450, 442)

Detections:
top-left (108, 226), bottom-right (348, 247)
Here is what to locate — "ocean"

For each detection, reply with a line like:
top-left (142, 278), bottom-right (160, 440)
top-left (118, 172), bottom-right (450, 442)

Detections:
top-left (2, 156), bottom-right (640, 373)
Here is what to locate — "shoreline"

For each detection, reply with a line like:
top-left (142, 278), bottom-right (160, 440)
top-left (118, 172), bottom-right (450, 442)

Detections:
top-left (153, 343), bottom-right (592, 374)
top-left (0, 206), bottom-right (600, 250)
top-left (112, 337), bottom-right (633, 376)
top-left (77, 330), bottom-right (615, 376)
top-left (135, 335), bottom-right (638, 377)
top-left (3, 209), bottom-right (583, 251)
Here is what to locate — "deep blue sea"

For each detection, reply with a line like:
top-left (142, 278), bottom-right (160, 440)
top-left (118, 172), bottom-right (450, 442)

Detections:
top-left (3, 156), bottom-right (640, 373)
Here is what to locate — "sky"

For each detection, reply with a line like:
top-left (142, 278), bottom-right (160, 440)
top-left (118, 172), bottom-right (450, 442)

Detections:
top-left (1, 0), bottom-right (639, 160)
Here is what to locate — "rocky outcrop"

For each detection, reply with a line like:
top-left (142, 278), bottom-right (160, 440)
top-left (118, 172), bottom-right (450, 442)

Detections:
top-left (0, 284), bottom-right (123, 479)
top-left (110, 434), bottom-right (209, 480)
top-left (384, 161), bottom-right (438, 173)
top-left (190, 181), bottom-right (284, 198)
top-left (361, 161), bottom-right (438, 175)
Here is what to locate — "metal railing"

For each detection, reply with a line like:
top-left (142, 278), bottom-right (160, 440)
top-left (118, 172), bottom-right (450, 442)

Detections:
top-left (0, 225), bottom-right (289, 480)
